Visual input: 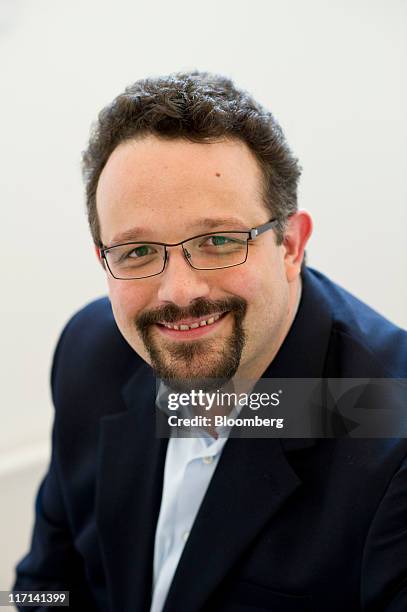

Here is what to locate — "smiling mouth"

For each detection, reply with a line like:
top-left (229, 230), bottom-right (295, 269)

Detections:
top-left (156, 312), bottom-right (227, 331)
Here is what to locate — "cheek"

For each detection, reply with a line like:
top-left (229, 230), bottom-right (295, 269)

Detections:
top-left (107, 278), bottom-right (151, 331)
top-left (230, 259), bottom-right (289, 326)
top-left (225, 261), bottom-right (281, 308)
top-left (234, 275), bottom-right (262, 302)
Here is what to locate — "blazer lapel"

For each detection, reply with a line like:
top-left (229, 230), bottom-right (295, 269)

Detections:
top-left (96, 363), bottom-right (168, 612)
top-left (163, 436), bottom-right (306, 612)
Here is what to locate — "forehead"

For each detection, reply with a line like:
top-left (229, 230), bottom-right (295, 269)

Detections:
top-left (96, 136), bottom-right (266, 244)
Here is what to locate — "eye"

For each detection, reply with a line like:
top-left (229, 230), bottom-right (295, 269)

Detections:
top-left (198, 234), bottom-right (246, 249)
top-left (128, 244), bottom-right (157, 258)
top-left (203, 235), bottom-right (234, 247)
top-left (209, 235), bottom-right (231, 246)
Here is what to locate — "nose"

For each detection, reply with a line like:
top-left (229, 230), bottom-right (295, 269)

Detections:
top-left (157, 246), bottom-right (211, 307)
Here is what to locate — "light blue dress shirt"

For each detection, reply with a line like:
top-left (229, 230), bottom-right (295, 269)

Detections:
top-left (150, 431), bottom-right (228, 612)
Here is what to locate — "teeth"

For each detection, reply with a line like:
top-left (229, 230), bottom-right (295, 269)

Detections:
top-left (162, 313), bottom-right (224, 331)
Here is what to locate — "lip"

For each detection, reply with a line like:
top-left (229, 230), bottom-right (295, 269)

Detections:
top-left (155, 312), bottom-right (229, 340)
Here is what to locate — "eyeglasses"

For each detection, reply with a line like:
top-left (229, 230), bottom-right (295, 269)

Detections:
top-left (100, 219), bottom-right (278, 280)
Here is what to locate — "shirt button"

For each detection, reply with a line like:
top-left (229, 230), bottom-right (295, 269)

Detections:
top-left (182, 531), bottom-right (190, 542)
top-left (202, 456), bottom-right (214, 464)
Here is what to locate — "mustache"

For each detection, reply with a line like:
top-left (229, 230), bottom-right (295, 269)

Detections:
top-left (135, 297), bottom-right (247, 331)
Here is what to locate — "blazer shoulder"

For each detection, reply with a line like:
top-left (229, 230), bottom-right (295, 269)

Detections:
top-left (53, 296), bottom-right (131, 365)
top-left (307, 269), bottom-right (407, 377)
top-left (51, 297), bottom-right (142, 415)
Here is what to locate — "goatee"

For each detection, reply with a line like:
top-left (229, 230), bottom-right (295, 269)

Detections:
top-left (135, 297), bottom-right (247, 392)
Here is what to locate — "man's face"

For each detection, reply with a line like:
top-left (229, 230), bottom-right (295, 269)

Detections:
top-left (96, 136), bottom-right (304, 385)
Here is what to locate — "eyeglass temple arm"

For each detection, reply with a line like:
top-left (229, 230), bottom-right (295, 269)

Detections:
top-left (249, 219), bottom-right (278, 240)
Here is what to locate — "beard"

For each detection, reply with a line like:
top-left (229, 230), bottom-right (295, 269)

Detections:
top-left (135, 297), bottom-right (247, 392)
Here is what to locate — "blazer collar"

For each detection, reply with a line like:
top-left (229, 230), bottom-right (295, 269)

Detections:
top-left (264, 267), bottom-right (333, 379)
top-left (264, 267), bottom-right (333, 452)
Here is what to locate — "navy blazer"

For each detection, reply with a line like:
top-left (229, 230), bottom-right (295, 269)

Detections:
top-left (14, 268), bottom-right (407, 611)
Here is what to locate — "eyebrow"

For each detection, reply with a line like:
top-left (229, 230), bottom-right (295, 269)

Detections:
top-left (110, 217), bottom-right (249, 244)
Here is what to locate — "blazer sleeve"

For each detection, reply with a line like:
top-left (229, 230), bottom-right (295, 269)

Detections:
top-left (13, 318), bottom-right (98, 611)
top-left (361, 455), bottom-right (407, 611)
top-left (13, 430), bottom-right (97, 611)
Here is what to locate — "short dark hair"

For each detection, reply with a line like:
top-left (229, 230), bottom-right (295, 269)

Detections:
top-left (82, 71), bottom-right (301, 246)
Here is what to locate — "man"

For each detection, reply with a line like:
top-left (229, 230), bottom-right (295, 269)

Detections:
top-left (14, 72), bottom-right (407, 611)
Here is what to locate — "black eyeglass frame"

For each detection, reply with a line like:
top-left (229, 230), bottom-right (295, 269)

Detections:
top-left (99, 218), bottom-right (278, 280)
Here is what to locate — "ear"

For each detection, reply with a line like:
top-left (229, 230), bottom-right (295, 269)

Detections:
top-left (283, 211), bottom-right (313, 282)
top-left (94, 245), bottom-right (106, 269)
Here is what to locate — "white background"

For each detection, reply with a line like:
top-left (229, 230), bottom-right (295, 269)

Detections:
top-left (0, 0), bottom-right (406, 594)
